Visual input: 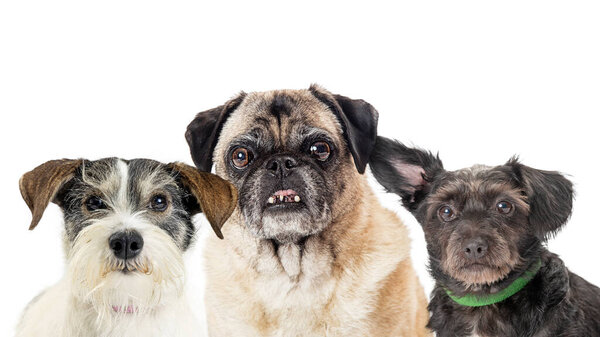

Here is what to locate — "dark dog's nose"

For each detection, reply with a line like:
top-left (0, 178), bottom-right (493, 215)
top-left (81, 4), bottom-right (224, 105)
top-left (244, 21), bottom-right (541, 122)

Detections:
top-left (266, 156), bottom-right (298, 177)
top-left (463, 239), bottom-right (488, 260)
top-left (109, 231), bottom-right (144, 260)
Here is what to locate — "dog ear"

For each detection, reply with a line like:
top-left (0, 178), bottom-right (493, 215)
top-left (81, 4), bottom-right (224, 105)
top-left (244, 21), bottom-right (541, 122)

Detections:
top-left (308, 84), bottom-right (378, 174)
top-left (19, 159), bottom-right (83, 230)
top-left (168, 162), bottom-right (238, 239)
top-left (506, 158), bottom-right (574, 239)
top-left (369, 137), bottom-right (444, 212)
top-left (185, 92), bottom-right (246, 172)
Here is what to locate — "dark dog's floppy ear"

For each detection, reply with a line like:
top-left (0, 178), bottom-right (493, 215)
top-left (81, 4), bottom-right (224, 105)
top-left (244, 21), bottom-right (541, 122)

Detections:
top-left (369, 137), bottom-right (444, 212)
top-left (507, 158), bottom-right (573, 239)
top-left (168, 162), bottom-right (238, 239)
top-left (19, 159), bottom-right (83, 230)
top-left (185, 93), bottom-right (246, 172)
top-left (309, 84), bottom-right (378, 174)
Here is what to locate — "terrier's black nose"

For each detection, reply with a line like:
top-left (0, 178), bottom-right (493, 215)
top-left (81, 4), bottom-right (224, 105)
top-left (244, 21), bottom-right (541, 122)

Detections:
top-left (463, 239), bottom-right (488, 260)
top-left (109, 231), bottom-right (144, 260)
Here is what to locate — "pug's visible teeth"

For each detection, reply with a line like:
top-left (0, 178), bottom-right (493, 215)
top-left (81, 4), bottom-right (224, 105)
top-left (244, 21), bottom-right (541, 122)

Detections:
top-left (294, 195), bottom-right (301, 202)
top-left (279, 195), bottom-right (285, 202)
top-left (268, 197), bottom-right (275, 204)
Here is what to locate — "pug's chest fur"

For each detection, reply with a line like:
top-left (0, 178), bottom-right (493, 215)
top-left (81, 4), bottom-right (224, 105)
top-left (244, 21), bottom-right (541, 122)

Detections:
top-left (204, 223), bottom-right (400, 337)
top-left (253, 239), bottom-right (376, 334)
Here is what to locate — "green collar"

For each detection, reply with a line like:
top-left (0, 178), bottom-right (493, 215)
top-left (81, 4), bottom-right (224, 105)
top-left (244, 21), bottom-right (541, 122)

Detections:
top-left (445, 258), bottom-right (542, 307)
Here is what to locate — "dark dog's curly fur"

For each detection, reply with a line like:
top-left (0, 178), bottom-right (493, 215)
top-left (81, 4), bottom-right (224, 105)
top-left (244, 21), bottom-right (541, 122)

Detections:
top-left (370, 136), bottom-right (600, 337)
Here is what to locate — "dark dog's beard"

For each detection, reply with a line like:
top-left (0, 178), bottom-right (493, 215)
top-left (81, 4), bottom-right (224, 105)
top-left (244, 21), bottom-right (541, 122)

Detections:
top-left (442, 231), bottom-right (522, 286)
top-left (428, 235), bottom-right (542, 299)
top-left (238, 167), bottom-right (332, 243)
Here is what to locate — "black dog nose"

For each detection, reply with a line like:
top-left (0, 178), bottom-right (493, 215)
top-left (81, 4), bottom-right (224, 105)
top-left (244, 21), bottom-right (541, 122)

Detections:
top-left (109, 231), bottom-right (144, 260)
top-left (463, 239), bottom-right (488, 260)
top-left (266, 156), bottom-right (298, 177)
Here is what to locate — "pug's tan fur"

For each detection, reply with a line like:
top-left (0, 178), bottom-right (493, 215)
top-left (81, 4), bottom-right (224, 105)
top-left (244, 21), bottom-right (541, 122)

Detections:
top-left (195, 87), bottom-right (430, 337)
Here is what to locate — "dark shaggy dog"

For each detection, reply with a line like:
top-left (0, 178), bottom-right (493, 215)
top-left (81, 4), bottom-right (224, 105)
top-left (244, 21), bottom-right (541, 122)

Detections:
top-left (370, 136), bottom-right (600, 337)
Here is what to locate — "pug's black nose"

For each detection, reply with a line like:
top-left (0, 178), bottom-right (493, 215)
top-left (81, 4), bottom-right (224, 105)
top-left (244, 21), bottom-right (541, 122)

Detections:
top-left (266, 156), bottom-right (298, 177)
top-left (463, 239), bottom-right (488, 260)
top-left (109, 231), bottom-right (144, 260)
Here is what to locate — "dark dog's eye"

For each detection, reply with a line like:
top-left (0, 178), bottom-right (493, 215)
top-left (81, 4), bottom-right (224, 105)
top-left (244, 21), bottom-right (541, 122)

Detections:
top-left (496, 201), bottom-right (513, 214)
top-left (232, 147), bottom-right (253, 168)
top-left (438, 205), bottom-right (456, 222)
top-left (85, 196), bottom-right (106, 211)
top-left (150, 195), bottom-right (168, 212)
top-left (310, 141), bottom-right (331, 161)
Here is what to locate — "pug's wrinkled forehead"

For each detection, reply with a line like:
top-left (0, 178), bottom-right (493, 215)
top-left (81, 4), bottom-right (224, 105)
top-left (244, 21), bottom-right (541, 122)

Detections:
top-left (187, 85), bottom-right (379, 175)
top-left (213, 90), bottom-right (345, 173)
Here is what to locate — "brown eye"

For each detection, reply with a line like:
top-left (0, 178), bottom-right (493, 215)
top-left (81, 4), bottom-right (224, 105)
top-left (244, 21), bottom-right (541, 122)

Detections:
top-left (150, 195), bottom-right (168, 212)
top-left (496, 201), bottom-right (513, 214)
top-left (310, 141), bottom-right (331, 161)
top-left (232, 147), bottom-right (252, 168)
top-left (85, 195), bottom-right (106, 211)
top-left (438, 205), bottom-right (456, 222)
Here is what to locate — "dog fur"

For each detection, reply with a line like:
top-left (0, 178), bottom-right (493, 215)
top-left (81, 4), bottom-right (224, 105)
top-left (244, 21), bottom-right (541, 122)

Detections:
top-left (370, 136), bottom-right (600, 337)
top-left (186, 85), bottom-right (431, 336)
top-left (16, 158), bottom-right (237, 337)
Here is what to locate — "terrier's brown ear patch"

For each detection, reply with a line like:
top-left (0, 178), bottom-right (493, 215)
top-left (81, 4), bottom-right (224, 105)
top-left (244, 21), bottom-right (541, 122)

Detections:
top-left (168, 162), bottom-right (238, 239)
top-left (19, 159), bottom-right (83, 230)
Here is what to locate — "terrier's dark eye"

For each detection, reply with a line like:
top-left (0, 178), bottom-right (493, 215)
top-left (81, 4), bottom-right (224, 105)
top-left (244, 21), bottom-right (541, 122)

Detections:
top-left (232, 147), bottom-right (253, 169)
top-left (438, 205), bottom-right (456, 222)
top-left (496, 201), bottom-right (513, 214)
top-left (150, 195), bottom-right (168, 212)
top-left (85, 196), bottom-right (106, 211)
top-left (309, 141), bottom-right (331, 161)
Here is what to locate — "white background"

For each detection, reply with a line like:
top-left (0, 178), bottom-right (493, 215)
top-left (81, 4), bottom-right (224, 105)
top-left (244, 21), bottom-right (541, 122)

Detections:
top-left (1, 1), bottom-right (599, 335)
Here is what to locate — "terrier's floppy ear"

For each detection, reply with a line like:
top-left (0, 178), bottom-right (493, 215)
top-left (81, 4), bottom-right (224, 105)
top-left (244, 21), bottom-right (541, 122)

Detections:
top-left (168, 162), bottom-right (238, 239)
top-left (309, 84), bottom-right (378, 174)
top-left (507, 158), bottom-right (574, 239)
top-left (185, 92), bottom-right (246, 172)
top-left (369, 137), bottom-right (444, 212)
top-left (19, 159), bottom-right (83, 230)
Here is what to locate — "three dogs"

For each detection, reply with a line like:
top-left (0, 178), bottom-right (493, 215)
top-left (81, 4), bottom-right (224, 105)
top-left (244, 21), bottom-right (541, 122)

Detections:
top-left (15, 86), bottom-right (600, 336)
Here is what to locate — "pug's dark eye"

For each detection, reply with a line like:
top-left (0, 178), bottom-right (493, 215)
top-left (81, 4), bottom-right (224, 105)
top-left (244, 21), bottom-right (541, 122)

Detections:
top-left (309, 141), bottom-right (331, 161)
top-left (232, 147), bottom-right (253, 168)
top-left (438, 205), bottom-right (456, 222)
top-left (496, 201), bottom-right (513, 214)
top-left (85, 196), bottom-right (106, 211)
top-left (150, 195), bottom-right (168, 212)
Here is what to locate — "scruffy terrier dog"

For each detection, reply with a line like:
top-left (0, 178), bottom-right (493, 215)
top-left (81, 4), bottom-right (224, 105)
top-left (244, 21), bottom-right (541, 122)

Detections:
top-left (16, 158), bottom-right (237, 337)
top-left (370, 137), bottom-right (600, 337)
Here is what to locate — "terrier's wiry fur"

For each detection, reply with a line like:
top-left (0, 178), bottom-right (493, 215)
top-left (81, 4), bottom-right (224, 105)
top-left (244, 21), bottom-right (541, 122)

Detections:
top-left (16, 158), bottom-right (237, 337)
top-left (186, 86), bottom-right (430, 336)
top-left (370, 137), bottom-right (600, 337)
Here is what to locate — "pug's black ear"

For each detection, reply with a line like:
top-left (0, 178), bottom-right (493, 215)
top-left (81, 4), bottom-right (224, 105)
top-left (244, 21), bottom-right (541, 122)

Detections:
top-left (185, 92), bottom-right (246, 172)
top-left (507, 158), bottom-right (574, 240)
top-left (369, 137), bottom-right (444, 212)
top-left (309, 84), bottom-right (378, 174)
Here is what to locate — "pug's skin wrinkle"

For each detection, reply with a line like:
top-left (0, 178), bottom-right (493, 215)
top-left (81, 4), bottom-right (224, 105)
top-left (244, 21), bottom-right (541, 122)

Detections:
top-left (188, 86), bottom-right (431, 337)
